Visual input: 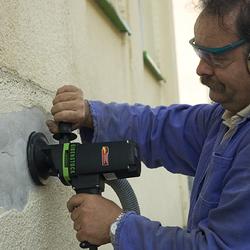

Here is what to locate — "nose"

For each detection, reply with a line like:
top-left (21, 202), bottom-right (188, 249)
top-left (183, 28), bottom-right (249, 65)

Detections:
top-left (196, 58), bottom-right (214, 76)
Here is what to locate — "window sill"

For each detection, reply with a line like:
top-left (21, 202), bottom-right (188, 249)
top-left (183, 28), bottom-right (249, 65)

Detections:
top-left (143, 51), bottom-right (166, 83)
top-left (94, 0), bottom-right (132, 35)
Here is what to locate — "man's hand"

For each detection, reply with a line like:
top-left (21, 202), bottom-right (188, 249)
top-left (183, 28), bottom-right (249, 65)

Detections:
top-left (67, 194), bottom-right (123, 246)
top-left (46, 85), bottom-right (93, 134)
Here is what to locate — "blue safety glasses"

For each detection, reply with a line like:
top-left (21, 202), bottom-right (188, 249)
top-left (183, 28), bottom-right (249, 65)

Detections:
top-left (189, 37), bottom-right (247, 67)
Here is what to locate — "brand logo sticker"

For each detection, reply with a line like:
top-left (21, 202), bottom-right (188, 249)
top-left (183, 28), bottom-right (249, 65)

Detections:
top-left (102, 146), bottom-right (109, 166)
top-left (69, 144), bottom-right (76, 174)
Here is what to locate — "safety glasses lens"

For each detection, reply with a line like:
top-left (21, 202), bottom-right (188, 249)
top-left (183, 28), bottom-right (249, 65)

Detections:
top-left (193, 47), bottom-right (235, 68)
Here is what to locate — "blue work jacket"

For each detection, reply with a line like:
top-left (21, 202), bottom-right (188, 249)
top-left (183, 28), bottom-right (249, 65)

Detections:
top-left (80, 101), bottom-right (250, 250)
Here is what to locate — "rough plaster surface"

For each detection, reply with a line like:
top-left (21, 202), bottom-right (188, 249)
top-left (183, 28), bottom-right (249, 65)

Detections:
top-left (0, 70), bottom-right (55, 114)
top-left (0, 0), bottom-right (74, 92)
top-left (0, 180), bottom-right (79, 250)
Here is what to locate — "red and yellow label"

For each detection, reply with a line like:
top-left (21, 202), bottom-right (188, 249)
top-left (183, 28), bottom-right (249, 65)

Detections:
top-left (102, 146), bottom-right (109, 166)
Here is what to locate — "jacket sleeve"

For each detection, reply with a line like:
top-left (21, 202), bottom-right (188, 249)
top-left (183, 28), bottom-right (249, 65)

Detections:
top-left (115, 140), bottom-right (250, 250)
top-left (114, 212), bottom-right (195, 250)
top-left (80, 101), bottom-right (224, 176)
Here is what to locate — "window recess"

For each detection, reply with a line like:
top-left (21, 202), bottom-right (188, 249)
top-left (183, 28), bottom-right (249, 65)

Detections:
top-left (139, 0), bottom-right (166, 83)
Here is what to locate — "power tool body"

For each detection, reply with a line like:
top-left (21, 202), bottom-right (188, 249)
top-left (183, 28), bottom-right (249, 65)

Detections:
top-left (27, 122), bottom-right (141, 249)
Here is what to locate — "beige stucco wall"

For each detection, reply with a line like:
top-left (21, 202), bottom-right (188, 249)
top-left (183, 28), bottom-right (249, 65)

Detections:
top-left (172, 0), bottom-right (210, 105)
top-left (0, 1), bottom-right (190, 249)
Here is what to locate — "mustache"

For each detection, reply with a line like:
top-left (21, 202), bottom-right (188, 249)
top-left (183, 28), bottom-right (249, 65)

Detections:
top-left (200, 76), bottom-right (225, 91)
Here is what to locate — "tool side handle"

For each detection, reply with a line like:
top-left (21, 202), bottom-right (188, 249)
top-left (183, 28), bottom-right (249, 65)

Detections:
top-left (74, 185), bottom-right (102, 250)
top-left (53, 122), bottom-right (77, 143)
top-left (75, 188), bottom-right (100, 250)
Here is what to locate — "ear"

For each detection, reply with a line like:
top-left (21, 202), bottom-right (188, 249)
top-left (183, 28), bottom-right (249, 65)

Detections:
top-left (247, 53), bottom-right (250, 73)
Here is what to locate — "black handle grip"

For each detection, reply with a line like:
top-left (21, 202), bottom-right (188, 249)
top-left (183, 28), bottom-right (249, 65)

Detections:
top-left (53, 122), bottom-right (77, 143)
top-left (58, 122), bottom-right (72, 134)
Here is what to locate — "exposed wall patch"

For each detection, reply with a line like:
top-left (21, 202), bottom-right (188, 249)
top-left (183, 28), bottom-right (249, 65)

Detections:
top-left (0, 107), bottom-right (56, 212)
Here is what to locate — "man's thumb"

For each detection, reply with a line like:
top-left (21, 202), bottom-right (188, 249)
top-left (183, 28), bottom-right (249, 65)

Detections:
top-left (46, 120), bottom-right (59, 134)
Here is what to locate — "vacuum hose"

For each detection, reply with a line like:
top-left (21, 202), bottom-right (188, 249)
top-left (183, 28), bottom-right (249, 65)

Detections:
top-left (106, 179), bottom-right (140, 215)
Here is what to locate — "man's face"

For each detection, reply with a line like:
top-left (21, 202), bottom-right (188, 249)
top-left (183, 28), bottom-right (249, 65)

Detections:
top-left (194, 11), bottom-right (250, 114)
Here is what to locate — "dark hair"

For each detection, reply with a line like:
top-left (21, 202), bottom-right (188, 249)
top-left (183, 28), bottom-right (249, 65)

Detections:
top-left (198, 0), bottom-right (250, 43)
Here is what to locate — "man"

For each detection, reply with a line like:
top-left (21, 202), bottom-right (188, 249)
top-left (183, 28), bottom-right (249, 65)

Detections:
top-left (46, 0), bottom-right (250, 249)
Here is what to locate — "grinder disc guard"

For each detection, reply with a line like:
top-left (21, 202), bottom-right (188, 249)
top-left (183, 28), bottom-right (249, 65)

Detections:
top-left (27, 132), bottom-right (50, 186)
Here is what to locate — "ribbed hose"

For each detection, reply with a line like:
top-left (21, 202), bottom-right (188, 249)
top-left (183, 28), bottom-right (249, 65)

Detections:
top-left (105, 179), bottom-right (140, 215)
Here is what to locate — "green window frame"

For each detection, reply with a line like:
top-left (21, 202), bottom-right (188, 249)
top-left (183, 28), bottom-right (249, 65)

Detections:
top-left (94, 0), bottom-right (132, 35)
top-left (143, 51), bottom-right (166, 82)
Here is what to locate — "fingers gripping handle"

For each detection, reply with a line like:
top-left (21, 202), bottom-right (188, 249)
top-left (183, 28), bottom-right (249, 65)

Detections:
top-left (74, 181), bottom-right (103, 249)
